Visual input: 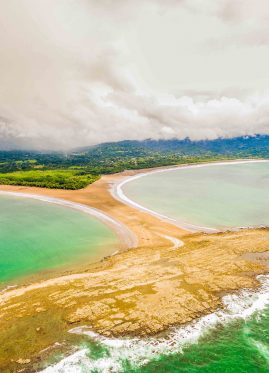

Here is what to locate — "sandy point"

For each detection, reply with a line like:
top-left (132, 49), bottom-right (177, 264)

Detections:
top-left (0, 167), bottom-right (190, 253)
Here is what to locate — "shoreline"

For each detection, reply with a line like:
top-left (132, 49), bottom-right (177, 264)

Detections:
top-left (2, 227), bottom-right (269, 372)
top-left (2, 159), bottom-right (269, 370)
top-left (0, 168), bottom-right (189, 253)
top-left (114, 158), bottom-right (269, 233)
top-left (0, 190), bottom-right (137, 250)
top-left (0, 158), bottom-right (269, 295)
top-left (42, 273), bottom-right (269, 373)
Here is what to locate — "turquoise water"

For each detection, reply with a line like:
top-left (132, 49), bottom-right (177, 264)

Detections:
top-left (122, 161), bottom-right (269, 229)
top-left (0, 195), bottom-right (117, 284)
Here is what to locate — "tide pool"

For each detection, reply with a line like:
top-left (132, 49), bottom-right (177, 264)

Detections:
top-left (0, 195), bottom-right (117, 284)
top-left (122, 161), bottom-right (269, 230)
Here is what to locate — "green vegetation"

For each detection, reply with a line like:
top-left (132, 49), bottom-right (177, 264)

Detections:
top-left (0, 170), bottom-right (99, 190)
top-left (0, 135), bottom-right (268, 189)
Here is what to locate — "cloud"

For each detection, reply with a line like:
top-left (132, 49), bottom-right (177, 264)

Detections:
top-left (196, 0), bottom-right (269, 24)
top-left (204, 0), bottom-right (269, 47)
top-left (106, 91), bottom-right (269, 140)
top-left (0, 0), bottom-right (269, 150)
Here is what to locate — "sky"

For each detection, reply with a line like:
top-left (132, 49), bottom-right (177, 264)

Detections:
top-left (0, 0), bottom-right (269, 150)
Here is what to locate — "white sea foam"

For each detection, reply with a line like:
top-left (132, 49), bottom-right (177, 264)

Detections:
top-left (0, 284), bottom-right (17, 293)
top-left (250, 339), bottom-right (269, 363)
top-left (41, 274), bottom-right (269, 373)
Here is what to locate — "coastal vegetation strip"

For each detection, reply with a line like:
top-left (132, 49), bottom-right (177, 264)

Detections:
top-left (0, 156), bottom-right (235, 189)
top-left (0, 170), bottom-right (99, 189)
top-left (0, 136), bottom-right (269, 189)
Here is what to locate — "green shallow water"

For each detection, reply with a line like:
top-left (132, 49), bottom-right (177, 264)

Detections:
top-left (0, 195), bottom-right (117, 284)
top-left (122, 161), bottom-right (269, 229)
top-left (128, 310), bottom-right (269, 373)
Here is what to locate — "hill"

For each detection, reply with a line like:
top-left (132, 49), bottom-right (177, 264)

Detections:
top-left (0, 135), bottom-right (268, 189)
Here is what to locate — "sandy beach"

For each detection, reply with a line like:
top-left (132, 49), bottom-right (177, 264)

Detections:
top-left (1, 160), bottom-right (269, 370)
top-left (0, 190), bottom-right (137, 250)
top-left (0, 166), bottom-right (190, 253)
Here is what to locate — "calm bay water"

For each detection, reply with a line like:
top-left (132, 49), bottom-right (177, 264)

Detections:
top-left (122, 161), bottom-right (269, 230)
top-left (0, 195), bottom-right (117, 284)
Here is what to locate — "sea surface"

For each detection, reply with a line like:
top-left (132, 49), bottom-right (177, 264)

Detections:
top-left (0, 194), bottom-right (117, 285)
top-left (122, 161), bottom-right (269, 230)
top-left (42, 161), bottom-right (269, 372)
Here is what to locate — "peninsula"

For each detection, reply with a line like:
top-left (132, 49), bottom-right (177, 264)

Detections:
top-left (1, 163), bottom-right (269, 371)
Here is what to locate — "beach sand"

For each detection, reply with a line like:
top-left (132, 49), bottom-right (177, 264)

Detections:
top-left (1, 162), bottom-right (269, 370)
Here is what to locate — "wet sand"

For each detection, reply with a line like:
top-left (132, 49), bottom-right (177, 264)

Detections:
top-left (1, 163), bottom-right (269, 371)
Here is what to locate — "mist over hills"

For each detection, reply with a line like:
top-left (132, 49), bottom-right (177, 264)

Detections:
top-left (76, 135), bottom-right (269, 157)
top-left (0, 134), bottom-right (268, 189)
top-left (1, 135), bottom-right (269, 161)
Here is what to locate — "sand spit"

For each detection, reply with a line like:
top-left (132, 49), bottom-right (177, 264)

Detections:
top-left (1, 160), bottom-right (269, 371)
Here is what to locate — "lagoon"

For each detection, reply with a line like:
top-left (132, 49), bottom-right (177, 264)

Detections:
top-left (0, 194), bottom-right (117, 284)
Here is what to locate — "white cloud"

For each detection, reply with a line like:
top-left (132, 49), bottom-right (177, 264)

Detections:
top-left (0, 0), bottom-right (269, 149)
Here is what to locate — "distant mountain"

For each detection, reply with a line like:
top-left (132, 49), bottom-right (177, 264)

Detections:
top-left (2, 135), bottom-right (269, 162)
top-left (0, 135), bottom-right (269, 187)
top-left (76, 135), bottom-right (269, 158)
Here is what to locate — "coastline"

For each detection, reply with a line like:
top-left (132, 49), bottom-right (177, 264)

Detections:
top-left (0, 190), bottom-right (137, 250)
top-left (1, 159), bottom-right (269, 371)
top-left (0, 168), bottom-right (189, 252)
top-left (42, 273), bottom-right (269, 373)
top-left (2, 227), bottom-right (269, 372)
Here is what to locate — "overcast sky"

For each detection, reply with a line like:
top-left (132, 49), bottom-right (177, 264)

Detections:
top-left (1, 0), bottom-right (269, 150)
